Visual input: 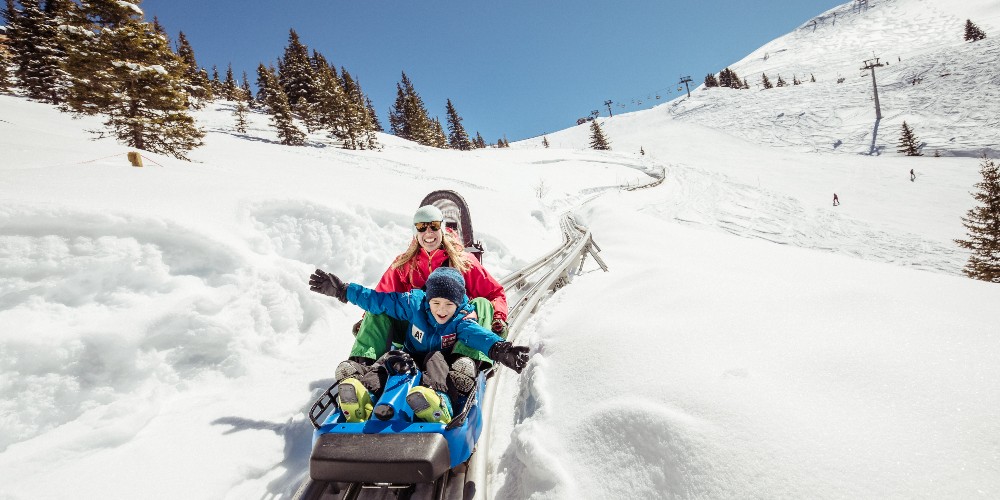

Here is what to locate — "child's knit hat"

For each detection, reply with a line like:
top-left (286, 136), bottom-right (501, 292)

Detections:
top-left (425, 267), bottom-right (466, 305)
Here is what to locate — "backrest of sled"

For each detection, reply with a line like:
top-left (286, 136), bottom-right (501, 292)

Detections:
top-left (418, 190), bottom-right (484, 262)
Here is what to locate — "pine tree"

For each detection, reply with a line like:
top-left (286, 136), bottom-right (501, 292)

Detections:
top-left (210, 65), bottom-right (223, 96)
top-left (310, 56), bottom-right (349, 142)
top-left (640, 146), bottom-right (645, 156)
top-left (445, 98), bottom-right (472, 150)
top-left (339, 67), bottom-right (379, 150)
top-left (388, 71), bottom-right (435, 145)
top-left (222, 63), bottom-right (238, 101)
top-left (793, 75), bottom-right (802, 85)
top-left (255, 63), bottom-right (273, 105)
top-left (365, 97), bottom-right (382, 132)
top-left (761, 73), bottom-right (773, 89)
top-left (278, 29), bottom-right (316, 112)
top-left (431, 117), bottom-right (448, 148)
top-left (542, 136), bottom-right (549, 148)
top-left (704, 73), bottom-right (719, 87)
top-left (897, 121), bottom-right (922, 156)
top-left (775, 75), bottom-right (787, 87)
top-left (61, 0), bottom-right (204, 159)
top-left (956, 155), bottom-right (1000, 282)
top-left (174, 31), bottom-right (211, 103)
top-left (263, 66), bottom-right (305, 146)
top-left (0, 46), bottom-right (10, 93)
top-left (810, 73), bottom-right (816, 83)
top-left (589, 120), bottom-right (611, 150)
top-left (234, 100), bottom-right (248, 134)
top-left (240, 70), bottom-right (253, 105)
top-left (964, 19), bottom-right (987, 42)
top-left (474, 131), bottom-right (486, 149)
top-left (6, 0), bottom-right (69, 103)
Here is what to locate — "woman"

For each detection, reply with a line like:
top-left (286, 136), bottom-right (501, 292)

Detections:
top-left (349, 205), bottom-right (509, 366)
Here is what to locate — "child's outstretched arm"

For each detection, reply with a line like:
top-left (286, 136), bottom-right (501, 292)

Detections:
top-left (309, 268), bottom-right (419, 322)
top-left (456, 320), bottom-right (530, 374)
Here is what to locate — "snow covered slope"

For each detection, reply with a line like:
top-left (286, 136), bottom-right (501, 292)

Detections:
top-left (1, 0), bottom-right (999, 498)
top-left (533, 0), bottom-right (1000, 157)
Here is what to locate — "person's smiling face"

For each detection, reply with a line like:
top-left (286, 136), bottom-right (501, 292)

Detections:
top-left (416, 221), bottom-right (443, 253)
top-left (429, 297), bottom-right (457, 324)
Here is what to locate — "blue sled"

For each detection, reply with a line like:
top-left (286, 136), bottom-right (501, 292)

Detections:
top-left (307, 351), bottom-right (488, 485)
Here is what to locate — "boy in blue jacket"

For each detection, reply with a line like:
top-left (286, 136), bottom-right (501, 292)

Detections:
top-left (309, 266), bottom-right (529, 424)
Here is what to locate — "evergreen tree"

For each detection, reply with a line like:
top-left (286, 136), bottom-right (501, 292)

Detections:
top-left (310, 56), bottom-right (349, 142)
top-left (589, 120), bottom-right (611, 150)
top-left (956, 155), bottom-right (1000, 282)
top-left (897, 121), bottom-right (922, 156)
top-left (255, 63), bottom-right (273, 105)
top-left (234, 100), bottom-right (248, 133)
top-left (388, 71), bottom-right (435, 145)
top-left (775, 75), bottom-right (787, 87)
top-left (240, 70), bottom-right (253, 105)
top-left (704, 73), bottom-right (718, 87)
top-left (222, 63), bottom-right (238, 101)
top-left (174, 31), bottom-right (210, 103)
top-left (61, 0), bottom-right (204, 159)
top-left (542, 136), bottom-right (549, 148)
top-left (210, 64), bottom-right (223, 96)
top-left (640, 146), bottom-right (645, 156)
top-left (278, 29), bottom-right (316, 112)
top-left (6, 0), bottom-right (69, 103)
top-left (0, 45), bottom-right (10, 93)
top-left (430, 117), bottom-right (448, 148)
top-left (761, 73), bottom-right (773, 89)
top-left (365, 96), bottom-right (382, 132)
top-left (810, 73), bottom-right (816, 83)
top-left (445, 98), bottom-right (473, 150)
top-left (339, 67), bottom-right (379, 150)
top-left (793, 74), bottom-right (801, 85)
top-left (964, 19), bottom-right (987, 42)
top-left (718, 68), bottom-right (731, 88)
top-left (259, 65), bottom-right (305, 146)
top-left (474, 131), bottom-right (486, 149)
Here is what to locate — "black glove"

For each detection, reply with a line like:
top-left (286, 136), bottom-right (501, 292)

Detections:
top-left (488, 341), bottom-right (529, 374)
top-left (309, 268), bottom-right (347, 303)
top-left (491, 318), bottom-right (509, 337)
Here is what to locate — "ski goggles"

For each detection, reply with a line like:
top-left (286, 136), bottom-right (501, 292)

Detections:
top-left (414, 221), bottom-right (443, 232)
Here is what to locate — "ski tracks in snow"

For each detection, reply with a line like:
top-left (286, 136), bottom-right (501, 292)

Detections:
top-left (649, 164), bottom-right (964, 275)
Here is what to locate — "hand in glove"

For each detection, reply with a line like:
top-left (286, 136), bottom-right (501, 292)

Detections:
top-left (309, 268), bottom-right (348, 303)
top-left (488, 341), bottom-right (530, 374)
top-left (491, 318), bottom-right (509, 337)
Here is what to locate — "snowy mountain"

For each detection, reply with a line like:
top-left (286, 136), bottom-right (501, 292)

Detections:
top-left (536, 0), bottom-right (1000, 157)
top-left (2, 0), bottom-right (999, 498)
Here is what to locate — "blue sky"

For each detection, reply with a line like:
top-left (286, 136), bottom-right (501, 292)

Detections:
top-left (145, 1), bottom-right (840, 142)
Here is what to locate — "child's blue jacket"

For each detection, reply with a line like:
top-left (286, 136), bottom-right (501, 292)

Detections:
top-left (346, 283), bottom-right (503, 356)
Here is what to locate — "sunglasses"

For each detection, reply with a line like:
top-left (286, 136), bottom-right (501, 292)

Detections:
top-left (414, 221), bottom-right (442, 232)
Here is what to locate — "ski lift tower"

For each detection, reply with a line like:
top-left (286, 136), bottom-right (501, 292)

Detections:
top-left (860, 56), bottom-right (884, 120)
top-left (678, 75), bottom-right (692, 98)
top-left (604, 100), bottom-right (613, 117)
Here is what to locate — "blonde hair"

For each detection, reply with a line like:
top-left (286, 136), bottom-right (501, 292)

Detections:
top-left (392, 227), bottom-right (471, 275)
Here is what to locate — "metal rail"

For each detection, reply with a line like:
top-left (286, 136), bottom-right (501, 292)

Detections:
top-left (468, 213), bottom-right (607, 498)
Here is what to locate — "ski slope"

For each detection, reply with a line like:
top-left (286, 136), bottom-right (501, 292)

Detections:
top-left (2, 0), bottom-right (1000, 498)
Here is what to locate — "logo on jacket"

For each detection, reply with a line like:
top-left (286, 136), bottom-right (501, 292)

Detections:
top-left (412, 326), bottom-right (425, 343)
top-left (442, 333), bottom-right (456, 349)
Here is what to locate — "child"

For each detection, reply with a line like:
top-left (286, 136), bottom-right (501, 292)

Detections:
top-left (309, 266), bottom-right (529, 424)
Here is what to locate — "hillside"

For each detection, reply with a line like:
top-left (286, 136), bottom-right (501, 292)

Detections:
top-left (533, 0), bottom-right (1000, 157)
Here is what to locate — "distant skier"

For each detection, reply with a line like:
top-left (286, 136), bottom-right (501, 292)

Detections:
top-left (910, 169), bottom-right (915, 182)
top-left (833, 193), bottom-right (840, 206)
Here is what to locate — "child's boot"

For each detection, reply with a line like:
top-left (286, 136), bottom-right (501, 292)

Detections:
top-left (338, 377), bottom-right (373, 423)
top-left (406, 386), bottom-right (453, 424)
